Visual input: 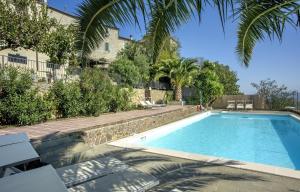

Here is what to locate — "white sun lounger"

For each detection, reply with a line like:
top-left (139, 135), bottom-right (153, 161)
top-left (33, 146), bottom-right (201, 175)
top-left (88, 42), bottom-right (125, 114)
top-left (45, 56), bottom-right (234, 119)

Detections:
top-left (0, 165), bottom-right (68, 192)
top-left (56, 157), bottom-right (129, 188)
top-left (236, 101), bottom-right (245, 110)
top-left (68, 167), bottom-right (159, 192)
top-left (57, 156), bottom-right (159, 191)
top-left (145, 100), bottom-right (166, 107)
top-left (226, 100), bottom-right (235, 110)
top-left (245, 100), bottom-right (253, 110)
top-left (140, 101), bottom-right (153, 108)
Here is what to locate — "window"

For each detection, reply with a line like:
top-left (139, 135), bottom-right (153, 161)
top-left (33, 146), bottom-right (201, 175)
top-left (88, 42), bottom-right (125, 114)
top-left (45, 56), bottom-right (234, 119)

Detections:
top-left (105, 42), bottom-right (110, 51)
top-left (8, 54), bottom-right (27, 64)
top-left (46, 62), bottom-right (60, 69)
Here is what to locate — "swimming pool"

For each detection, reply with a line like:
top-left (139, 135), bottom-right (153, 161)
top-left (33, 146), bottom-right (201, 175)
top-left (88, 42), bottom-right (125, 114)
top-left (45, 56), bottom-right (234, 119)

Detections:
top-left (139, 113), bottom-right (300, 170)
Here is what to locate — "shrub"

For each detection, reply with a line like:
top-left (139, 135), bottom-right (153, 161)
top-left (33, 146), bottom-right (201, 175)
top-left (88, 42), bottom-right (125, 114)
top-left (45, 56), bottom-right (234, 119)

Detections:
top-left (48, 80), bottom-right (82, 118)
top-left (108, 58), bottom-right (141, 86)
top-left (163, 91), bottom-right (174, 104)
top-left (0, 66), bottom-right (32, 97)
top-left (80, 68), bottom-right (114, 116)
top-left (108, 87), bottom-right (134, 112)
top-left (0, 67), bottom-right (52, 125)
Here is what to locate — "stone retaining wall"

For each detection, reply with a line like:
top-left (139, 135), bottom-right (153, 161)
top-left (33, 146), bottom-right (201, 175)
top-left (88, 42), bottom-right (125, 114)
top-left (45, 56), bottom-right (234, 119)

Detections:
top-left (33, 106), bottom-right (197, 154)
top-left (82, 106), bottom-right (197, 146)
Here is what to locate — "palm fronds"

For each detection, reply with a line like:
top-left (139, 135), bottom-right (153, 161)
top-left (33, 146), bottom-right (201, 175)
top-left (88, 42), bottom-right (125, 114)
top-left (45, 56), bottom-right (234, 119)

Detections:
top-left (236, 0), bottom-right (300, 66)
top-left (76, 0), bottom-right (147, 64)
top-left (76, 0), bottom-right (234, 64)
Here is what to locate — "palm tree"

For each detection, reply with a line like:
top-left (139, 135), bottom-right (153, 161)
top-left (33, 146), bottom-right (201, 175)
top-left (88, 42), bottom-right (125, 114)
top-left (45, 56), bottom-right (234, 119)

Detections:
top-left (155, 58), bottom-right (199, 101)
top-left (76, 0), bottom-right (300, 67)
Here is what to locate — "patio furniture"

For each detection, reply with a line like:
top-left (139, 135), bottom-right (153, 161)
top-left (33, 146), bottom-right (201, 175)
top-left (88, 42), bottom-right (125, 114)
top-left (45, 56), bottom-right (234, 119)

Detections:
top-left (145, 100), bottom-right (166, 107)
top-left (245, 100), bottom-right (254, 110)
top-left (68, 166), bottom-right (159, 192)
top-left (226, 100), bottom-right (235, 110)
top-left (57, 156), bottom-right (159, 192)
top-left (0, 165), bottom-right (68, 192)
top-left (56, 157), bottom-right (129, 188)
top-left (0, 133), bottom-right (39, 178)
top-left (236, 100), bottom-right (245, 110)
top-left (140, 101), bottom-right (153, 109)
top-left (0, 133), bottom-right (29, 147)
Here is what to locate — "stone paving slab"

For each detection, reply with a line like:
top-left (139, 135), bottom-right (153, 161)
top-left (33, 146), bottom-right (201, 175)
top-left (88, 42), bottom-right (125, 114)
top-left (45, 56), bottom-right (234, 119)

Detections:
top-left (0, 106), bottom-right (186, 140)
top-left (43, 144), bottom-right (300, 192)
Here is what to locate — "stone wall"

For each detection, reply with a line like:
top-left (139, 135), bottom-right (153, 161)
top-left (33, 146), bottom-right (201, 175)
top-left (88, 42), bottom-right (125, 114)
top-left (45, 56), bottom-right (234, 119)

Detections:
top-left (132, 88), bottom-right (173, 104)
top-left (82, 106), bottom-right (196, 146)
top-left (32, 106), bottom-right (197, 154)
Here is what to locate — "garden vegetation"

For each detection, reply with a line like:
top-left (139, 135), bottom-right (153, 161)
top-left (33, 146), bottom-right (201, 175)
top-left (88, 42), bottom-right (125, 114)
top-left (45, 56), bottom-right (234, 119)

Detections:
top-left (0, 67), bottom-right (134, 125)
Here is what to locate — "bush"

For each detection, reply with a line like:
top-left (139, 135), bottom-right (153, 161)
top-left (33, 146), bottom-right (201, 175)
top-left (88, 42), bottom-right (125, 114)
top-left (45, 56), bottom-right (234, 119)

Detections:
top-left (108, 58), bottom-right (141, 86)
top-left (80, 68), bottom-right (114, 116)
top-left (0, 66), bottom-right (136, 125)
top-left (163, 91), bottom-right (174, 104)
top-left (48, 80), bottom-right (82, 118)
top-left (0, 67), bottom-right (52, 125)
top-left (108, 87), bottom-right (134, 112)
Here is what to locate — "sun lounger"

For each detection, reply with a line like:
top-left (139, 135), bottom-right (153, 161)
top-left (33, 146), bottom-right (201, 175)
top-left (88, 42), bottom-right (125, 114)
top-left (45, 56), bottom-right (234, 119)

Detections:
top-left (57, 156), bottom-right (159, 191)
top-left (145, 100), bottom-right (166, 107)
top-left (56, 157), bottom-right (129, 188)
top-left (0, 133), bottom-right (29, 147)
top-left (0, 165), bottom-right (68, 192)
top-left (68, 167), bottom-right (159, 192)
top-left (226, 100), bottom-right (235, 110)
top-left (236, 101), bottom-right (245, 110)
top-left (0, 133), bottom-right (39, 178)
top-left (245, 100), bottom-right (253, 110)
top-left (140, 101), bottom-right (153, 108)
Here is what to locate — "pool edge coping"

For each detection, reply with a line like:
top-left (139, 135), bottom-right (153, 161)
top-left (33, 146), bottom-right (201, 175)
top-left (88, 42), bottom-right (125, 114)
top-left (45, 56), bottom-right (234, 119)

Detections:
top-left (109, 110), bottom-right (300, 180)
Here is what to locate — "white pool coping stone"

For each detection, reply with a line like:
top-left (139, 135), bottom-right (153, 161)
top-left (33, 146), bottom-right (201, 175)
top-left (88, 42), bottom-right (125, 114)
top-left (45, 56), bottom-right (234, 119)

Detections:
top-left (109, 111), bottom-right (300, 180)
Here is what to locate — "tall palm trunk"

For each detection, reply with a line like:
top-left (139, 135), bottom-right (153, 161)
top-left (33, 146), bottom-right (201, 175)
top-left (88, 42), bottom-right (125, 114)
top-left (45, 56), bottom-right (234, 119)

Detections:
top-left (175, 86), bottom-right (182, 101)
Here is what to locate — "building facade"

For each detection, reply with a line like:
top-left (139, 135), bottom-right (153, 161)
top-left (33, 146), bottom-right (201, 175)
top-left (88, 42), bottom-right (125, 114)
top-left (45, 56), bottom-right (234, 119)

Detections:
top-left (0, 4), bottom-right (132, 80)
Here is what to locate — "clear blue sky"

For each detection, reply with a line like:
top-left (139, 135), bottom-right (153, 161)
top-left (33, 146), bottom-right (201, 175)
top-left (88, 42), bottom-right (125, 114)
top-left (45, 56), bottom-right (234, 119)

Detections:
top-left (48, 0), bottom-right (300, 94)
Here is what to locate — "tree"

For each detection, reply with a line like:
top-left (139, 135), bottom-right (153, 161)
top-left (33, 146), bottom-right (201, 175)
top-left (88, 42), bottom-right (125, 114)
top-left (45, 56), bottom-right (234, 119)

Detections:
top-left (156, 58), bottom-right (199, 101)
top-left (76, 0), bottom-right (300, 66)
top-left (109, 58), bottom-right (141, 86)
top-left (114, 41), bottom-right (151, 84)
top-left (213, 63), bottom-right (240, 95)
top-left (252, 79), bottom-right (294, 110)
top-left (39, 24), bottom-right (78, 65)
top-left (195, 61), bottom-right (224, 106)
top-left (0, 0), bottom-right (54, 51)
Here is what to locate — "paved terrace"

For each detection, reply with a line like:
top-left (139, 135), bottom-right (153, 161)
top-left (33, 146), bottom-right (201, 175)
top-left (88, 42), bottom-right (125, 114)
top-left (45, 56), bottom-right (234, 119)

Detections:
top-left (46, 144), bottom-right (300, 192)
top-left (0, 105), bottom-right (185, 139)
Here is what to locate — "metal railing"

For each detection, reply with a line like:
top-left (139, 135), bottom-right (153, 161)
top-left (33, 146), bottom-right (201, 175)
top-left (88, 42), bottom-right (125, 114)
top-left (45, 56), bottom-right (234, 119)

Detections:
top-left (134, 81), bottom-right (172, 90)
top-left (0, 55), bottom-right (67, 82)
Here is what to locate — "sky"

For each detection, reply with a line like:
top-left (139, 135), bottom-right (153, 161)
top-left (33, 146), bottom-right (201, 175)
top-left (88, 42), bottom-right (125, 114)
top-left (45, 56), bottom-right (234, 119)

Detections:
top-left (48, 0), bottom-right (300, 94)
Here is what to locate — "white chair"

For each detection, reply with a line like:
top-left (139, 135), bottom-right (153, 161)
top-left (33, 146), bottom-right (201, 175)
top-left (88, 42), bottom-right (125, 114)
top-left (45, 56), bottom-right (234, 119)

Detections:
top-left (226, 100), bottom-right (235, 110)
top-left (236, 100), bottom-right (245, 110)
top-left (139, 101), bottom-right (152, 109)
top-left (245, 100), bottom-right (253, 110)
top-left (145, 101), bottom-right (166, 107)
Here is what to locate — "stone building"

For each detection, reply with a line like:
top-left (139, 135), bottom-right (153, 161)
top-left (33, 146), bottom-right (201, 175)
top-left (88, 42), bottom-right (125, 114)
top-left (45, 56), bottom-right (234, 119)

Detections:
top-left (0, 3), bottom-right (132, 80)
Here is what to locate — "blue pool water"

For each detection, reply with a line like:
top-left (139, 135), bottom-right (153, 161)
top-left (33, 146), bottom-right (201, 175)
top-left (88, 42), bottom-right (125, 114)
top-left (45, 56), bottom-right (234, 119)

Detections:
top-left (142, 113), bottom-right (300, 170)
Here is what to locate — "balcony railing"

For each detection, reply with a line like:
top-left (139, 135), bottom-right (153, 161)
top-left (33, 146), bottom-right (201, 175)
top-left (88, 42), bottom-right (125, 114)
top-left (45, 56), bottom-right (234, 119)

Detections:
top-left (0, 55), bottom-right (67, 82)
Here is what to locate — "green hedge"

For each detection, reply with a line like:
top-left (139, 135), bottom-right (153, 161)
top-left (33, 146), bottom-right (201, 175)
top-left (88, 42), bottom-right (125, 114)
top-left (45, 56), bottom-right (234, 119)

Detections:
top-left (0, 67), bottom-right (135, 126)
top-left (0, 67), bottom-right (52, 125)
